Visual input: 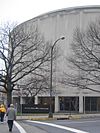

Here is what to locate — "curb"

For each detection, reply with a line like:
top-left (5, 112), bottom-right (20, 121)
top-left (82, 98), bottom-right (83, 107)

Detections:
top-left (29, 115), bottom-right (81, 121)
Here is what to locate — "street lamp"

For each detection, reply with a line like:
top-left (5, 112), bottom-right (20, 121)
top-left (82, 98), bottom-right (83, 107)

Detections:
top-left (49, 37), bottom-right (65, 118)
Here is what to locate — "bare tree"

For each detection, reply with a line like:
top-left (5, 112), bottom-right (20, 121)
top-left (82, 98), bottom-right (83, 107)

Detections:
top-left (62, 20), bottom-right (100, 93)
top-left (0, 23), bottom-right (51, 105)
top-left (17, 65), bottom-right (51, 104)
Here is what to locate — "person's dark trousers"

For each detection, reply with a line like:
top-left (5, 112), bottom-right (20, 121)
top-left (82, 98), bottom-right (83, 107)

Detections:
top-left (1, 112), bottom-right (5, 122)
top-left (7, 120), bottom-right (13, 132)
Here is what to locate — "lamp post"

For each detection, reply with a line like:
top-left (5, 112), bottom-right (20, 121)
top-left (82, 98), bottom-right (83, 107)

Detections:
top-left (17, 84), bottom-right (23, 118)
top-left (49, 37), bottom-right (65, 118)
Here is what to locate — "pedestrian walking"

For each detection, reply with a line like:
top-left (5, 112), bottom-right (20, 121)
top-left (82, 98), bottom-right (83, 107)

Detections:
top-left (6, 104), bottom-right (16, 132)
top-left (0, 104), bottom-right (6, 123)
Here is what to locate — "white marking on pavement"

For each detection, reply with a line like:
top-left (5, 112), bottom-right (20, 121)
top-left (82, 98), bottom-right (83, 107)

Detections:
top-left (14, 121), bottom-right (27, 133)
top-left (26, 120), bottom-right (89, 133)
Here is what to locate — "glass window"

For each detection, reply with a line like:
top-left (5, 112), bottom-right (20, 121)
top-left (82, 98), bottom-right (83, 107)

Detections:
top-left (85, 97), bottom-right (100, 112)
top-left (59, 97), bottom-right (79, 112)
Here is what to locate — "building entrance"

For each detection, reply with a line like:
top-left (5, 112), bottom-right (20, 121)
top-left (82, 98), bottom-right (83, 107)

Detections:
top-left (59, 96), bottom-right (79, 113)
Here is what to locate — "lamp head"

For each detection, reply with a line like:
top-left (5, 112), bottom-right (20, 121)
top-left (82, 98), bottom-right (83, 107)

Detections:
top-left (61, 37), bottom-right (65, 40)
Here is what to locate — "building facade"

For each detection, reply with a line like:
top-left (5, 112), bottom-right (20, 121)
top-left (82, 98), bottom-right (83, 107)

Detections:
top-left (13, 6), bottom-right (100, 113)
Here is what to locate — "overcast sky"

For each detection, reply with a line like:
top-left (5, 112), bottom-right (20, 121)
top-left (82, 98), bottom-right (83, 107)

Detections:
top-left (0, 0), bottom-right (100, 25)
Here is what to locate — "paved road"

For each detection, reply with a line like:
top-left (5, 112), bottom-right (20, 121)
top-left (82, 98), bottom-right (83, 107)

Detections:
top-left (19, 118), bottom-right (100, 133)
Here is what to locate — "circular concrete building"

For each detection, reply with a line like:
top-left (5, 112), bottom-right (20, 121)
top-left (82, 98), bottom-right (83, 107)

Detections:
top-left (14, 6), bottom-right (100, 113)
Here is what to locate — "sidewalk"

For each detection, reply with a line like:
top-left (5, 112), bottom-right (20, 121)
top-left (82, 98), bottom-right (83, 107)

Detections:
top-left (0, 122), bottom-right (9, 133)
top-left (0, 121), bottom-right (19, 133)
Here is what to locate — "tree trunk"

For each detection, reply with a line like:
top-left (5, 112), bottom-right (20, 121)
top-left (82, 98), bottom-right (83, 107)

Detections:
top-left (7, 90), bottom-right (12, 106)
top-left (6, 80), bottom-right (13, 106)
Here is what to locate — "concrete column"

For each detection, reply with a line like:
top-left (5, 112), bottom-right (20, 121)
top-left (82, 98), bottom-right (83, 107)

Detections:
top-left (79, 95), bottom-right (83, 113)
top-left (55, 96), bottom-right (59, 112)
top-left (22, 97), bottom-right (25, 104)
top-left (35, 95), bottom-right (38, 104)
top-left (20, 96), bottom-right (23, 104)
